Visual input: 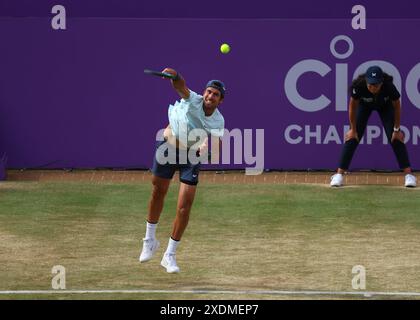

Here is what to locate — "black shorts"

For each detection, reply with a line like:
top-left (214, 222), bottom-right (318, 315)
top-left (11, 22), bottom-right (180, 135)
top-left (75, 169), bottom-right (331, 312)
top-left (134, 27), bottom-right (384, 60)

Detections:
top-left (151, 140), bottom-right (201, 186)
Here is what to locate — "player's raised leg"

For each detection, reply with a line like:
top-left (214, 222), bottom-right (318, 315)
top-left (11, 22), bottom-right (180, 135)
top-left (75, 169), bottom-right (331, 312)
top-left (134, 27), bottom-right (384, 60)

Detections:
top-left (139, 175), bottom-right (171, 263)
top-left (161, 182), bottom-right (197, 273)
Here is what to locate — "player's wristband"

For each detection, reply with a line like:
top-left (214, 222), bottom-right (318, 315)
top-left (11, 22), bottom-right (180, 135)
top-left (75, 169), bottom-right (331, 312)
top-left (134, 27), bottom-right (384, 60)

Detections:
top-left (393, 127), bottom-right (400, 132)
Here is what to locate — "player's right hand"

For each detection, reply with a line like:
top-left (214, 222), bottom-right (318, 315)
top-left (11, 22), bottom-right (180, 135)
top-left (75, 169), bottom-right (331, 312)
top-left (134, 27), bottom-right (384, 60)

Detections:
top-left (162, 67), bottom-right (188, 99)
top-left (345, 129), bottom-right (359, 142)
top-left (161, 68), bottom-right (178, 79)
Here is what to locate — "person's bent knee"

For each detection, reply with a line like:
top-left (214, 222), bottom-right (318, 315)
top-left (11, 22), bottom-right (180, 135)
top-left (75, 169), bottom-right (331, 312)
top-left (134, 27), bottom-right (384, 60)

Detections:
top-left (391, 139), bottom-right (405, 147)
top-left (345, 138), bottom-right (359, 145)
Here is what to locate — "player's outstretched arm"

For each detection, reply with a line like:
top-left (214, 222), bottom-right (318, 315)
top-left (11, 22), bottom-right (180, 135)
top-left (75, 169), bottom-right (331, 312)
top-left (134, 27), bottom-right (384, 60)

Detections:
top-left (161, 68), bottom-right (190, 100)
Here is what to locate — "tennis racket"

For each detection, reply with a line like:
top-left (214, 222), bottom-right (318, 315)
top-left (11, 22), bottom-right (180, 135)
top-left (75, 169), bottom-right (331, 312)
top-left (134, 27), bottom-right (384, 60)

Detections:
top-left (144, 69), bottom-right (178, 80)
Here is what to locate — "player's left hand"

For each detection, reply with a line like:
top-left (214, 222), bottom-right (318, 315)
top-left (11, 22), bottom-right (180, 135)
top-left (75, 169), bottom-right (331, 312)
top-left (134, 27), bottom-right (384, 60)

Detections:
top-left (391, 131), bottom-right (404, 143)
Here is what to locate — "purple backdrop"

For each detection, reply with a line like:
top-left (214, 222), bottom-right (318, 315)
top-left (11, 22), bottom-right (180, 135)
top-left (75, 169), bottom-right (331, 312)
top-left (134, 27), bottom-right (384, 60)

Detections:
top-left (0, 6), bottom-right (419, 170)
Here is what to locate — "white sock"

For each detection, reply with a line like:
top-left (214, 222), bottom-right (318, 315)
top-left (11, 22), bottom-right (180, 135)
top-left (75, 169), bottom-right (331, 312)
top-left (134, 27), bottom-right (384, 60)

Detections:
top-left (165, 238), bottom-right (180, 255)
top-left (145, 221), bottom-right (158, 240)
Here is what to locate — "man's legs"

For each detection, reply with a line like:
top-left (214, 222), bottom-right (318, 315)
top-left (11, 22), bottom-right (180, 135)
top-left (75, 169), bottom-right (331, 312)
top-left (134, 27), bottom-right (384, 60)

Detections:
top-left (140, 146), bottom-right (172, 264)
top-left (161, 182), bottom-right (197, 273)
top-left (147, 175), bottom-right (171, 224)
top-left (139, 175), bottom-right (171, 263)
top-left (140, 138), bottom-right (177, 263)
top-left (172, 182), bottom-right (197, 240)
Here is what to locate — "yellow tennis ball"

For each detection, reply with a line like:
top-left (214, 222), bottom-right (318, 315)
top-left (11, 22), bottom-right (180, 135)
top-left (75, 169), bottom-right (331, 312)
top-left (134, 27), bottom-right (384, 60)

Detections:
top-left (220, 43), bottom-right (230, 54)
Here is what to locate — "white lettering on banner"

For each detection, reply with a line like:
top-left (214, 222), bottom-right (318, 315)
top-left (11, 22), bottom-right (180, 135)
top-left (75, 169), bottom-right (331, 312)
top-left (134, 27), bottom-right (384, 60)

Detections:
top-left (406, 63), bottom-right (420, 108)
top-left (330, 35), bottom-right (354, 59)
top-left (285, 35), bottom-right (420, 112)
top-left (284, 60), bottom-right (331, 112)
top-left (336, 63), bottom-right (348, 111)
top-left (351, 5), bottom-right (367, 30)
top-left (284, 125), bottom-right (419, 145)
top-left (284, 125), bottom-right (303, 144)
top-left (413, 126), bottom-right (420, 145)
top-left (324, 125), bottom-right (341, 144)
top-left (305, 125), bottom-right (321, 144)
top-left (51, 5), bottom-right (67, 30)
top-left (366, 126), bottom-right (381, 144)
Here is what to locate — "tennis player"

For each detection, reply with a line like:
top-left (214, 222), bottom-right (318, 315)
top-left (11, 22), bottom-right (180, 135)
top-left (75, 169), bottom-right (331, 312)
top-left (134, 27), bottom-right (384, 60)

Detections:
top-left (139, 68), bottom-right (225, 273)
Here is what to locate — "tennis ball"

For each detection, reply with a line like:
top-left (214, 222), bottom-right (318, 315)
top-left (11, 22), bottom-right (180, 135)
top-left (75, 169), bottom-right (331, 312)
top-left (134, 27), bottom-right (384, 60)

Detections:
top-left (220, 43), bottom-right (230, 54)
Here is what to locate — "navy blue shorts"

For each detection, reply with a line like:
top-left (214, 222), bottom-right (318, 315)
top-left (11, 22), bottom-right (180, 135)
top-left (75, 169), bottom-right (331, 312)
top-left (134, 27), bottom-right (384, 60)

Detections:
top-left (151, 140), bottom-right (201, 186)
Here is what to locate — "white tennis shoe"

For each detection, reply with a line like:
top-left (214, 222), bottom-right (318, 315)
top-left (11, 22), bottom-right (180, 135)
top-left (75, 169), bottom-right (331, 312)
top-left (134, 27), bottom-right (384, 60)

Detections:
top-left (161, 253), bottom-right (180, 274)
top-left (139, 238), bottom-right (160, 263)
top-left (405, 174), bottom-right (417, 188)
top-left (330, 173), bottom-right (344, 187)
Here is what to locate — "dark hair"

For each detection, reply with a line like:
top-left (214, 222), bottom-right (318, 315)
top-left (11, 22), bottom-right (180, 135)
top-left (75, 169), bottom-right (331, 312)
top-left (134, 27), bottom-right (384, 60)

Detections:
top-left (206, 80), bottom-right (226, 98)
top-left (349, 72), bottom-right (394, 93)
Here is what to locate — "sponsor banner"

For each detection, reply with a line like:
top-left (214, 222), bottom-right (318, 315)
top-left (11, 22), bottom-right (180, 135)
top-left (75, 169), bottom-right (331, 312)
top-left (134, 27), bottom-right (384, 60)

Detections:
top-left (0, 18), bottom-right (419, 169)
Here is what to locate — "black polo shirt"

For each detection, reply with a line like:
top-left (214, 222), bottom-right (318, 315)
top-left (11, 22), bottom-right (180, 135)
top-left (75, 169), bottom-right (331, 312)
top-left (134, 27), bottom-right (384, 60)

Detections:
top-left (351, 81), bottom-right (401, 108)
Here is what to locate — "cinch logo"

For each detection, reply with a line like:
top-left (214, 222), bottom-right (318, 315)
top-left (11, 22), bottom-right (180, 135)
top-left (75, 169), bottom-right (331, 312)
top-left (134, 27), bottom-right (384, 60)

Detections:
top-left (284, 35), bottom-right (420, 112)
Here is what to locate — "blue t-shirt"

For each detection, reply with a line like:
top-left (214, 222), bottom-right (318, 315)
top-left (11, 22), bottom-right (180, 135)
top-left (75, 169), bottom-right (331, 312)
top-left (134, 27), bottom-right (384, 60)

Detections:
top-left (168, 90), bottom-right (224, 147)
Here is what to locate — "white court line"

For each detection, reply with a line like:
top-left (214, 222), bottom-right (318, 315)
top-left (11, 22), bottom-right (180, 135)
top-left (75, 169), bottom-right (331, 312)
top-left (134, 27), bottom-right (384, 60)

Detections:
top-left (1, 289), bottom-right (420, 297)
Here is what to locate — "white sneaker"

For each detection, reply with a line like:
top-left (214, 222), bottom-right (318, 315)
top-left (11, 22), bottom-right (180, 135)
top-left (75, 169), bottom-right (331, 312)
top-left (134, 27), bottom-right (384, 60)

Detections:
top-left (405, 174), bottom-right (417, 188)
top-left (330, 173), bottom-right (344, 187)
top-left (139, 238), bottom-right (160, 263)
top-left (161, 253), bottom-right (180, 273)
